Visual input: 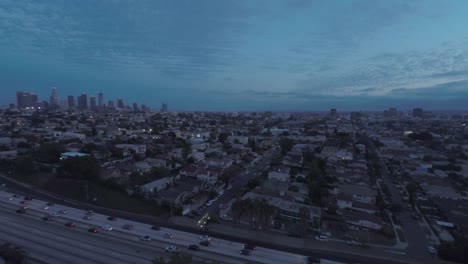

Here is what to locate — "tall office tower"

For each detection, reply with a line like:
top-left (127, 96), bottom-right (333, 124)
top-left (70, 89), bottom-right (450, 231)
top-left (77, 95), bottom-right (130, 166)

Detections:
top-left (388, 107), bottom-right (398, 117)
top-left (77, 94), bottom-right (88, 110)
top-left (141, 104), bottom-right (147, 112)
top-left (117, 98), bottom-right (124, 108)
top-left (413, 108), bottom-right (423, 118)
top-left (90, 96), bottom-right (97, 111)
top-left (16, 91), bottom-right (38, 108)
top-left (59, 99), bottom-right (68, 109)
top-left (132, 102), bottom-right (139, 112)
top-left (161, 102), bottom-right (168, 112)
top-left (67, 96), bottom-right (75, 109)
top-left (98, 92), bottom-right (104, 109)
top-left (330, 108), bottom-right (337, 116)
top-left (108, 100), bottom-right (115, 108)
top-left (49, 87), bottom-right (58, 107)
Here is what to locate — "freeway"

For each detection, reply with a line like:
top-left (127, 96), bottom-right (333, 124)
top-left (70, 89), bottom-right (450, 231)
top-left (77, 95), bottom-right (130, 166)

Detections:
top-left (0, 190), bottom-right (307, 264)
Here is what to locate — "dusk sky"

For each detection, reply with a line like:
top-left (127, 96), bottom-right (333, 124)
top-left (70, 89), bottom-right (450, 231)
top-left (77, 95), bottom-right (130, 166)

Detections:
top-left (1, 0), bottom-right (468, 111)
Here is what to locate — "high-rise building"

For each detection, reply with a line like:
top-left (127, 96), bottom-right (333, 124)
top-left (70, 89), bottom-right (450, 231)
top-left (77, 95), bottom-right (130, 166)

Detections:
top-left (67, 96), bottom-right (75, 109)
top-left (90, 96), bottom-right (96, 111)
top-left (16, 91), bottom-right (38, 108)
top-left (161, 102), bottom-right (168, 112)
top-left (132, 102), bottom-right (139, 112)
top-left (98, 92), bottom-right (104, 109)
top-left (108, 100), bottom-right (115, 108)
top-left (77, 94), bottom-right (88, 110)
top-left (141, 104), bottom-right (148, 112)
top-left (117, 98), bottom-right (124, 108)
top-left (49, 87), bottom-right (58, 108)
top-left (413, 108), bottom-right (423, 118)
top-left (330, 108), bottom-right (337, 116)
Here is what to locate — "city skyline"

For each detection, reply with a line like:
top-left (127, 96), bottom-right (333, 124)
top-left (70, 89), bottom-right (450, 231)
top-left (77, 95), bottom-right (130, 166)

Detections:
top-left (1, 1), bottom-right (467, 111)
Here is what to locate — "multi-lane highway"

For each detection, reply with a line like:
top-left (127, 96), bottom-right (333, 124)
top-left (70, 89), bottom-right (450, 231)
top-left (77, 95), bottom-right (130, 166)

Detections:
top-left (0, 190), bottom-right (310, 264)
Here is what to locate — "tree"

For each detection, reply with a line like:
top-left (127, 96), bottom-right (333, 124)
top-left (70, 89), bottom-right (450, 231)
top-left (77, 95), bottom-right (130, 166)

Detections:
top-left (0, 243), bottom-right (27, 264)
top-left (279, 137), bottom-right (293, 156)
top-left (218, 133), bottom-right (228, 143)
top-left (36, 142), bottom-right (65, 163)
top-left (60, 156), bottom-right (100, 180)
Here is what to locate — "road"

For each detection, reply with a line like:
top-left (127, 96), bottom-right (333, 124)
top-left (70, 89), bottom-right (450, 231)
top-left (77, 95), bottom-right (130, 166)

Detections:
top-left (0, 190), bottom-right (307, 264)
top-left (375, 147), bottom-right (440, 263)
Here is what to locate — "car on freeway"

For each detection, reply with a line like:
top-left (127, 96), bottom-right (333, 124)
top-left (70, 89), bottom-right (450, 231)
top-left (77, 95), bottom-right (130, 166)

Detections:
top-left (199, 240), bottom-right (210, 247)
top-left (240, 249), bottom-right (251, 256)
top-left (306, 256), bottom-right (321, 264)
top-left (427, 245), bottom-right (438, 254)
top-left (47, 202), bottom-right (55, 206)
top-left (49, 212), bottom-right (59, 218)
top-left (8, 196), bottom-right (13, 201)
top-left (141, 235), bottom-right (151, 242)
top-left (315, 235), bottom-right (328, 241)
top-left (243, 244), bottom-right (256, 250)
top-left (16, 209), bottom-right (26, 214)
top-left (21, 205), bottom-right (29, 210)
top-left (107, 216), bottom-right (117, 221)
top-left (164, 246), bottom-right (180, 253)
top-left (13, 194), bottom-right (20, 198)
top-left (88, 227), bottom-right (100, 233)
top-left (20, 201), bottom-right (28, 205)
top-left (102, 225), bottom-right (113, 231)
top-left (151, 225), bottom-right (161, 231)
top-left (43, 206), bottom-right (49, 210)
top-left (58, 210), bottom-right (68, 214)
top-left (199, 235), bottom-right (211, 241)
top-left (163, 233), bottom-right (174, 239)
top-left (122, 224), bottom-right (134, 230)
top-left (86, 210), bottom-right (94, 215)
top-left (65, 222), bottom-right (76, 228)
top-left (83, 215), bottom-right (92, 220)
top-left (188, 245), bottom-right (200, 251)
top-left (24, 197), bottom-right (32, 201)
top-left (42, 216), bottom-right (53, 221)
top-left (346, 240), bottom-right (363, 246)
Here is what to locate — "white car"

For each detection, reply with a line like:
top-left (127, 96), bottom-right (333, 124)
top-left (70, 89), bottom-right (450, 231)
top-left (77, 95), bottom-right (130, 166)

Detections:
top-left (315, 235), bottom-right (328, 241)
top-left (206, 200), bottom-right (214, 207)
top-left (8, 197), bottom-right (13, 201)
top-left (49, 212), bottom-right (59, 218)
top-left (141, 235), bottom-right (151, 242)
top-left (164, 245), bottom-right (179, 253)
top-left (427, 246), bottom-right (437, 254)
top-left (102, 225), bottom-right (113, 231)
top-left (59, 210), bottom-right (68, 214)
top-left (43, 206), bottom-right (49, 210)
top-left (163, 233), bottom-right (174, 239)
top-left (199, 235), bottom-right (211, 241)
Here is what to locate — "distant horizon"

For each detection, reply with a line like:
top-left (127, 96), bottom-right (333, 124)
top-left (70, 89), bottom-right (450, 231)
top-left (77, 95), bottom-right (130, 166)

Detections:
top-left (1, 1), bottom-right (467, 111)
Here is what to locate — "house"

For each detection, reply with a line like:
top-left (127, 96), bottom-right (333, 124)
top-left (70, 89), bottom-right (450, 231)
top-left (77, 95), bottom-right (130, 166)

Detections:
top-left (180, 165), bottom-right (198, 177)
top-left (343, 210), bottom-right (383, 230)
top-left (336, 149), bottom-right (353, 160)
top-left (0, 150), bottom-right (17, 160)
top-left (139, 176), bottom-right (175, 193)
top-left (134, 161), bottom-right (152, 173)
top-left (60, 151), bottom-right (89, 160)
top-left (115, 144), bottom-right (147, 155)
top-left (241, 192), bottom-right (321, 228)
top-left (338, 184), bottom-right (376, 204)
top-left (144, 157), bottom-right (167, 168)
top-left (268, 171), bottom-right (290, 182)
